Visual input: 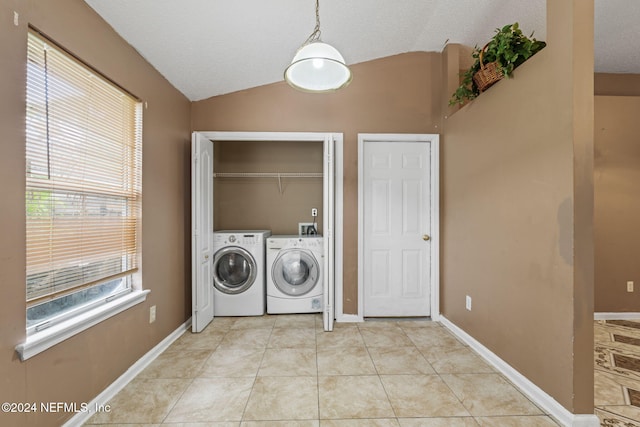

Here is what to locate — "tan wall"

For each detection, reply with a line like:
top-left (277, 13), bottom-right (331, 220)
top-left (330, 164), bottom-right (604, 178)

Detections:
top-left (594, 96), bottom-right (640, 312)
top-left (441, 0), bottom-right (594, 413)
top-left (192, 52), bottom-right (443, 313)
top-left (0, 1), bottom-right (191, 425)
top-left (214, 141), bottom-right (324, 234)
top-left (595, 73), bottom-right (640, 96)
top-left (0, 0), bottom-right (602, 422)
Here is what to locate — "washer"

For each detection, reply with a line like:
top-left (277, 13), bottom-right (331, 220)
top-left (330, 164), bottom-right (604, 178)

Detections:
top-left (266, 235), bottom-right (324, 314)
top-left (212, 230), bottom-right (270, 316)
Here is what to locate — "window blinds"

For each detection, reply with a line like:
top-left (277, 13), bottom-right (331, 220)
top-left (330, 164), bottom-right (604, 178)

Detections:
top-left (25, 30), bottom-right (142, 305)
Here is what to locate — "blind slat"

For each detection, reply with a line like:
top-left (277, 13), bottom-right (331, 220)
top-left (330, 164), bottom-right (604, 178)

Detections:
top-left (25, 30), bottom-right (142, 304)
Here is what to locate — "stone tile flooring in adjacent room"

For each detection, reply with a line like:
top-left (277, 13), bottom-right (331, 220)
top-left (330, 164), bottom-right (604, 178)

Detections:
top-left (595, 319), bottom-right (640, 426)
top-left (86, 315), bottom-right (560, 426)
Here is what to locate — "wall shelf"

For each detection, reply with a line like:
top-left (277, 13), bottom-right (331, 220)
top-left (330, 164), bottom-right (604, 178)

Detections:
top-left (213, 172), bottom-right (323, 194)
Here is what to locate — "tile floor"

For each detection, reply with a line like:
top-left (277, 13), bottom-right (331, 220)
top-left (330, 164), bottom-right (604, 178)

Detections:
top-left (595, 319), bottom-right (640, 425)
top-left (86, 314), bottom-right (560, 426)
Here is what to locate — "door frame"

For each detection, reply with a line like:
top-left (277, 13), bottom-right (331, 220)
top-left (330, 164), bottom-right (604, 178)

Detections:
top-left (357, 133), bottom-right (440, 321)
top-left (192, 131), bottom-right (343, 330)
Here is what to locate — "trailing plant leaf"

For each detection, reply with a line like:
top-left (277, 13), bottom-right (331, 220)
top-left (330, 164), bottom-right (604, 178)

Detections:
top-left (449, 23), bottom-right (546, 106)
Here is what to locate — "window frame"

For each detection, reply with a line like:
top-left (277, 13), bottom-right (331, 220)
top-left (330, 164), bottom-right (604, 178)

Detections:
top-left (17, 28), bottom-right (148, 361)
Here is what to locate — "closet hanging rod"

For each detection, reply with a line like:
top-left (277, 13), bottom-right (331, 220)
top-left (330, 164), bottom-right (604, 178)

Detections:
top-left (213, 172), bottom-right (323, 194)
top-left (212, 172), bottom-right (323, 178)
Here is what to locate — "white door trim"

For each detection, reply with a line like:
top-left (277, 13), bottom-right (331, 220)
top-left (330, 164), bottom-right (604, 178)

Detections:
top-left (323, 134), bottom-right (335, 331)
top-left (357, 133), bottom-right (440, 321)
top-left (192, 131), bottom-right (343, 327)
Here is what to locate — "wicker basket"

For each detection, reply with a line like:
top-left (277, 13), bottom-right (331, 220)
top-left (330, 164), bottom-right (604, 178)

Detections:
top-left (473, 44), bottom-right (504, 92)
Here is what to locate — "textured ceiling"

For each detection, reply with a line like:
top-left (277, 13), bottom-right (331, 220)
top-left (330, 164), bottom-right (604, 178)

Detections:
top-left (84, 0), bottom-right (640, 101)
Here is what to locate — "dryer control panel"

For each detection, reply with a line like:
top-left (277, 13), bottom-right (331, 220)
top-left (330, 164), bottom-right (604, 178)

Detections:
top-left (213, 230), bottom-right (271, 247)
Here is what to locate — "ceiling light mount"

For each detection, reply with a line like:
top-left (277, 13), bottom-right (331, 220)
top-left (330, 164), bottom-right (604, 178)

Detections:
top-left (284, 0), bottom-right (352, 93)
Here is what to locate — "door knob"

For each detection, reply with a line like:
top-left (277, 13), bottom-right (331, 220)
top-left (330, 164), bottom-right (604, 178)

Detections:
top-left (204, 255), bottom-right (209, 259)
top-left (422, 234), bottom-right (430, 241)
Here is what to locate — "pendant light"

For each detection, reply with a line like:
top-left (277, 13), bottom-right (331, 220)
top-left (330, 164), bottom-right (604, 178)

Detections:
top-left (284, 0), bottom-right (352, 92)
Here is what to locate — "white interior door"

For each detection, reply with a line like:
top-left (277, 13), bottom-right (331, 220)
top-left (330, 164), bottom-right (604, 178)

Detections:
top-left (363, 140), bottom-right (431, 317)
top-left (191, 133), bottom-right (214, 332)
top-left (323, 134), bottom-right (335, 331)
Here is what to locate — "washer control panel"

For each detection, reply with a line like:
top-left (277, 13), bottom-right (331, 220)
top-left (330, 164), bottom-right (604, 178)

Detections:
top-left (213, 231), bottom-right (270, 247)
top-left (267, 235), bottom-right (323, 250)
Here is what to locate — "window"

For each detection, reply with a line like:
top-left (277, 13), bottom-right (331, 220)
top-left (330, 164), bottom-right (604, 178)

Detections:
top-left (22, 29), bottom-right (143, 345)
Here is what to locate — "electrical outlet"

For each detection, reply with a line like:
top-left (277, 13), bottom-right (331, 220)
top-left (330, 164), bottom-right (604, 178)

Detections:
top-left (628, 281), bottom-right (634, 293)
top-left (298, 222), bottom-right (316, 236)
top-left (149, 305), bottom-right (156, 323)
top-left (465, 295), bottom-right (472, 311)
top-left (311, 208), bottom-right (318, 217)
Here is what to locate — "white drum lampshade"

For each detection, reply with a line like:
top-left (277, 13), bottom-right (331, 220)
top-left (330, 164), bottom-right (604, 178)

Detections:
top-left (284, 41), bottom-right (352, 92)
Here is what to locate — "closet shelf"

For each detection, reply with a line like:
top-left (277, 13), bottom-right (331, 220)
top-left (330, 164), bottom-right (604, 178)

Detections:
top-left (213, 172), bottom-right (323, 194)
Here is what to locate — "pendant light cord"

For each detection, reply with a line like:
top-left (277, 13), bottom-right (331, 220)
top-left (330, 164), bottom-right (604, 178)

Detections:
top-left (303, 0), bottom-right (322, 45)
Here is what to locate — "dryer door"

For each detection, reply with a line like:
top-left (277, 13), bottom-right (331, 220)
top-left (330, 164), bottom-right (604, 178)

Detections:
top-left (213, 247), bottom-right (257, 294)
top-left (272, 249), bottom-right (319, 296)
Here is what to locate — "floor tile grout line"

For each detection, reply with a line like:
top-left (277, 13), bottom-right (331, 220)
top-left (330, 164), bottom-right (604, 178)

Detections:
top-left (161, 321), bottom-right (233, 425)
top-left (87, 316), bottom-right (589, 425)
top-left (430, 325), bottom-right (557, 419)
top-left (435, 369), bottom-right (475, 419)
top-left (158, 376), bottom-right (198, 424)
top-left (361, 331), bottom-right (401, 421)
top-left (238, 322), bottom-right (274, 423)
top-left (157, 352), bottom-right (213, 425)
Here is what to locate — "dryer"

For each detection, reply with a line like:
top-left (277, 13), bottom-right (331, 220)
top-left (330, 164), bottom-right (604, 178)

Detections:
top-left (266, 235), bottom-right (323, 314)
top-left (212, 230), bottom-right (270, 316)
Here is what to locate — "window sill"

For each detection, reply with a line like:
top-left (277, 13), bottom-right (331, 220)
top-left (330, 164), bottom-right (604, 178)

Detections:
top-left (16, 289), bottom-right (150, 361)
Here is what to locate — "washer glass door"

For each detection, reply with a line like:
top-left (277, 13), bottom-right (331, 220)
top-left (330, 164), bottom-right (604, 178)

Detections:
top-left (272, 249), bottom-right (319, 296)
top-left (213, 247), bottom-right (257, 294)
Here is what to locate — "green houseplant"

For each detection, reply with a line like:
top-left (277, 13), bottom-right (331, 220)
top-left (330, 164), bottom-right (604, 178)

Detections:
top-left (450, 23), bottom-right (546, 105)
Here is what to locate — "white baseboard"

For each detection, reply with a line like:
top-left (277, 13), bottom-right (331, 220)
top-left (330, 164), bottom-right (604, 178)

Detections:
top-left (336, 313), bottom-right (363, 323)
top-left (62, 317), bottom-right (192, 427)
top-left (439, 316), bottom-right (599, 427)
top-left (594, 312), bottom-right (640, 320)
